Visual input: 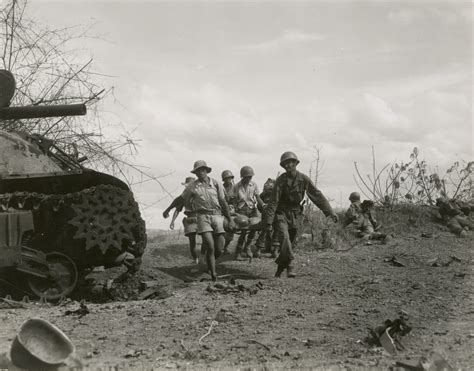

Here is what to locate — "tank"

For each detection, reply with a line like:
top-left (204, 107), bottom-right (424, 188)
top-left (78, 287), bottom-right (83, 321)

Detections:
top-left (0, 70), bottom-right (146, 278)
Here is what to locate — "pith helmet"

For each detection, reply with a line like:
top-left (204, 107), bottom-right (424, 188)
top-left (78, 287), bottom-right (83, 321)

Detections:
top-left (280, 151), bottom-right (299, 167)
top-left (191, 160), bottom-right (211, 174)
top-left (221, 170), bottom-right (234, 180)
top-left (182, 177), bottom-right (195, 185)
top-left (240, 166), bottom-right (254, 178)
top-left (349, 192), bottom-right (360, 202)
top-left (10, 318), bottom-right (75, 368)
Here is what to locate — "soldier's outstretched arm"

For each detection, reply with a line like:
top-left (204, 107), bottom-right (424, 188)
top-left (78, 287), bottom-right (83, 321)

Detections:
top-left (163, 195), bottom-right (184, 218)
top-left (170, 208), bottom-right (181, 230)
top-left (305, 176), bottom-right (338, 222)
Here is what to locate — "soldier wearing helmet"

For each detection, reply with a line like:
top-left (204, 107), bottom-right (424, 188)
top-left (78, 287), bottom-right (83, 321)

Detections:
top-left (231, 166), bottom-right (264, 260)
top-left (163, 176), bottom-right (202, 264)
top-left (221, 169), bottom-right (235, 254)
top-left (344, 191), bottom-right (362, 227)
top-left (181, 160), bottom-right (235, 281)
top-left (344, 195), bottom-right (389, 241)
top-left (265, 151), bottom-right (338, 277)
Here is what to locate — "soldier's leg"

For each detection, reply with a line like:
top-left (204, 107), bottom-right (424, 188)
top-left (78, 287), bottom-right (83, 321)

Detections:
top-left (446, 217), bottom-right (463, 235)
top-left (201, 232), bottom-right (217, 280)
top-left (274, 214), bottom-right (293, 277)
top-left (188, 233), bottom-right (198, 262)
top-left (198, 215), bottom-right (217, 280)
top-left (223, 231), bottom-right (234, 254)
top-left (235, 231), bottom-right (247, 260)
top-left (270, 229), bottom-right (280, 258)
top-left (211, 215), bottom-right (226, 260)
top-left (456, 215), bottom-right (474, 230)
top-left (244, 230), bottom-right (257, 258)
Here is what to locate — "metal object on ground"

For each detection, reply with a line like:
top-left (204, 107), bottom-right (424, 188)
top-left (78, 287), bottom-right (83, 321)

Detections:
top-left (10, 318), bottom-right (74, 368)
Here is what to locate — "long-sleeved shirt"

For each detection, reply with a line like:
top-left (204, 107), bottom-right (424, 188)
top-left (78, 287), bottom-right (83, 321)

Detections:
top-left (265, 170), bottom-right (334, 224)
top-left (181, 176), bottom-right (226, 213)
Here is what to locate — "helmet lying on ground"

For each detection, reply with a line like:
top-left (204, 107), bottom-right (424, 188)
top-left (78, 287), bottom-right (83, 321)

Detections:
top-left (10, 318), bottom-right (74, 368)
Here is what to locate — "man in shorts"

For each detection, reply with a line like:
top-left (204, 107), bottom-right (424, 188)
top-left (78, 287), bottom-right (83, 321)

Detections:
top-left (182, 160), bottom-right (235, 281)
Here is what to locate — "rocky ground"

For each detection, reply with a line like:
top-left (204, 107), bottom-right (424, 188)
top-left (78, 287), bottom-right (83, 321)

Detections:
top-left (0, 206), bottom-right (473, 370)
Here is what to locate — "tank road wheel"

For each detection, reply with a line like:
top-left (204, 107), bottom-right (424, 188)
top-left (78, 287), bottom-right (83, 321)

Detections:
top-left (27, 252), bottom-right (78, 301)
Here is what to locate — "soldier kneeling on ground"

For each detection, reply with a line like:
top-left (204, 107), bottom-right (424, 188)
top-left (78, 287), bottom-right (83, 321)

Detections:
top-left (344, 192), bottom-right (389, 242)
top-left (436, 197), bottom-right (473, 237)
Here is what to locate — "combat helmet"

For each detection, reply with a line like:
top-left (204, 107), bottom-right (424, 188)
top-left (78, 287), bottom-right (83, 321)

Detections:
top-left (280, 151), bottom-right (299, 167)
top-left (221, 170), bottom-right (234, 180)
top-left (349, 192), bottom-right (360, 202)
top-left (10, 318), bottom-right (75, 369)
top-left (240, 166), bottom-right (254, 177)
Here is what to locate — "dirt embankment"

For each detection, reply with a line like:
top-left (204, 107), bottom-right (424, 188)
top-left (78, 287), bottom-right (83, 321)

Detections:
top-left (0, 206), bottom-right (473, 369)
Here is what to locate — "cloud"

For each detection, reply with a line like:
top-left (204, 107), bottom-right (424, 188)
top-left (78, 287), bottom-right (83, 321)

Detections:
top-left (235, 29), bottom-right (326, 53)
top-left (126, 68), bottom-right (471, 228)
top-left (388, 5), bottom-right (471, 26)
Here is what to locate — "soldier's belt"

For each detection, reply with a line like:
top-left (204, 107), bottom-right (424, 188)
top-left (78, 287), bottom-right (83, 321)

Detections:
top-left (196, 210), bottom-right (222, 215)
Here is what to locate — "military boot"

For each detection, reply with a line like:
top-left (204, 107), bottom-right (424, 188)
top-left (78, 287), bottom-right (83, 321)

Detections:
top-left (286, 265), bottom-right (296, 278)
top-left (274, 265), bottom-right (285, 278)
top-left (254, 247), bottom-right (261, 259)
top-left (235, 245), bottom-right (243, 260)
top-left (244, 246), bottom-right (253, 259)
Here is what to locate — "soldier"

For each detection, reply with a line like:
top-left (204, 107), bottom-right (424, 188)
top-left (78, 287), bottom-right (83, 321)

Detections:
top-left (436, 197), bottom-right (473, 237)
top-left (344, 192), bottom-right (362, 227)
top-left (181, 160), bottom-right (235, 281)
top-left (221, 170), bottom-right (235, 254)
top-left (162, 177), bottom-right (201, 264)
top-left (357, 200), bottom-right (387, 241)
top-left (254, 178), bottom-right (280, 258)
top-left (232, 166), bottom-right (264, 260)
top-left (265, 151), bottom-right (338, 277)
top-left (344, 193), bottom-right (387, 241)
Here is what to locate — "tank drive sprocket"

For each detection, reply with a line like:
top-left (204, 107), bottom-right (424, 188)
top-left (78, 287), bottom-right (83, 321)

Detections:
top-left (68, 184), bottom-right (144, 256)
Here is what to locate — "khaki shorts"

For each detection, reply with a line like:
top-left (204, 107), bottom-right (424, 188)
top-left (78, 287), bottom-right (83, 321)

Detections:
top-left (197, 214), bottom-right (225, 235)
top-left (182, 216), bottom-right (198, 236)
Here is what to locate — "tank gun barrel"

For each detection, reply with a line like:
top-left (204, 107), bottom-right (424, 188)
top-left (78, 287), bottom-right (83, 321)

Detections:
top-left (0, 103), bottom-right (87, 120)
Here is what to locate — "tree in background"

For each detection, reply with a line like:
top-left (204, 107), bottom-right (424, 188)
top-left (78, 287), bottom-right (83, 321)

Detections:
top-left (353, 147), bottom-right (473, 207)
top-left (0, 0), bottom-right (170, 189)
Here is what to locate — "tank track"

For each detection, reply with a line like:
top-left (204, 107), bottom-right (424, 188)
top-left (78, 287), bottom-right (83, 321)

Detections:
top-left (0, 184), bottom-right (146, 271)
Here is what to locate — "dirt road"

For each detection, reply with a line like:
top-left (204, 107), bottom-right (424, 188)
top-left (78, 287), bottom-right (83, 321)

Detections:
top-left (0, 224), bottom-right (473, 369)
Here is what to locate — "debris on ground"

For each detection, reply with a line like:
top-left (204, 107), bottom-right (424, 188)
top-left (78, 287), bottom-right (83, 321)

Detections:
top-left (206, 280), bottom-right (263, 295)
top-left (395, 351), bottom-right (454, 371)
top-left (366, 316), bottom-right (412, 354)
top-left (198, 320), bottom-right (218, 345)
top-left (385, 255), bottom-right (409, 267)
top-left (64, 301), bottom-right (90, 317)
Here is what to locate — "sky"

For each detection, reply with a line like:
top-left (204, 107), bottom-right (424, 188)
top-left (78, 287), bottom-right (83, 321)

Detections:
top-left (28, 1), bottom-right (472, 229)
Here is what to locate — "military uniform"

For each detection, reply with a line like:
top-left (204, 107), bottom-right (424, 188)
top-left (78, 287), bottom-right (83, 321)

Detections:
top-left (344, 200), bottom-right (386, 240)
top-left (232, 179), bottom-right (261, 257)
top-left (437, 198), bottom-right (473, 236)
top-left (181, 177), bottom-right (227, 235)
top-left (255, 179), bottom-right (279, 255)
top-left (223, 181), bottom-right (235, 250)
top-left (265, 171), bottom-right (334, 268)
